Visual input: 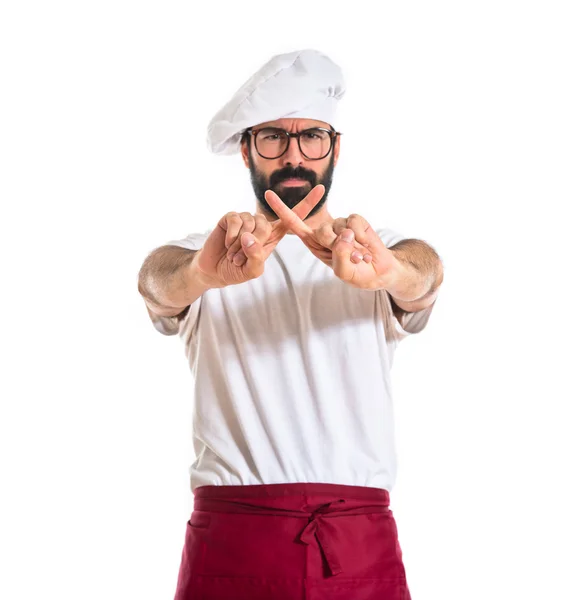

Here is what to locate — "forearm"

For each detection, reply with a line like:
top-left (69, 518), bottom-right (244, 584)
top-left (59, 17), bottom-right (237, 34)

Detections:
top-left (137, 246), bottom-right (212, 315)
top-left (386, 239), bottom-right (444, 311)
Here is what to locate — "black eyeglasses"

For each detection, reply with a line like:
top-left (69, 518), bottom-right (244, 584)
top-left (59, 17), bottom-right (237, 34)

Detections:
top-left (246, 127), bottom-right (342, 160)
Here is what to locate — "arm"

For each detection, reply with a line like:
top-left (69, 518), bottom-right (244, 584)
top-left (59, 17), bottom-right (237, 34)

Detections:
top-left (387, 239), bottom-right (444, 313)
top-left (137, 246), bottom-right (213, 318)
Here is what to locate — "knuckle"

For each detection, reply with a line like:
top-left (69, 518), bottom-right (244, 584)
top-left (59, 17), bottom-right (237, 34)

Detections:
top-left (239, 213), bottom-right (255, 231)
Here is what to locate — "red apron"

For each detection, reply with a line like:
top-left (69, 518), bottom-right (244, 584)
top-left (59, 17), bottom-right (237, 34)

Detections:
top-left (174, 482), bottom-right (412, 600)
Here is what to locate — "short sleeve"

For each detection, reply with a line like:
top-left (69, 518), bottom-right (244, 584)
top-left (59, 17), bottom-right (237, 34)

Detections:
top-left (375, 226), bottom-right (407, 249)
top-left (147, 231), bottom-right (211, 336)
top-left (390, 297), bottom-right (437, 340)
top-left (375, 226), bottom-right (436, 341)
top-left (162, 231), bottom-right (211, 252)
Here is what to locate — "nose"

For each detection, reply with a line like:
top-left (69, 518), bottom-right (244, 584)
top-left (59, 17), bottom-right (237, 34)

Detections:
top-left (281, 135), bottom-right (304, 167)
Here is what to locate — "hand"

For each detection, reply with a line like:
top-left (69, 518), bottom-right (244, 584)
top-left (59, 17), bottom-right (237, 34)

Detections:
top-left (257, 189), bottom-right (373, 268)
top-left (192, 185), bottom-right (326, 288)
top-left (264, 194), bottom-right (403, 291)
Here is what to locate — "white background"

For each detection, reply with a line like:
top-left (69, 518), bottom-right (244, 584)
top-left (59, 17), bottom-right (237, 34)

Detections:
top-left (1, 1), bottom-right (580, 598)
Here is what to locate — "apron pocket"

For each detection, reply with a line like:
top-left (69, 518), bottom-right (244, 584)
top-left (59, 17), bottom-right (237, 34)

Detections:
top-left (175, 512), bottom-right (212, 596)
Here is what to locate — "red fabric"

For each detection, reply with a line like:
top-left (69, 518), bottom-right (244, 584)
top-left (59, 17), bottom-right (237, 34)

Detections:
top-left (174, 482), bottom-right (412, 600)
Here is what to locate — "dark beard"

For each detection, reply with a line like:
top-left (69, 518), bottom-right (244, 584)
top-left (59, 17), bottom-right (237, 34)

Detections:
top-left (248, 151), bottom-right (335, 219)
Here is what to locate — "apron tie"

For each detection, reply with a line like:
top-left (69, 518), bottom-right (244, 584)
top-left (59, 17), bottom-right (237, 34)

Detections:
top-left (194, 493), bottom-right (390, 578)
top-left (298, 499), bottom-right (347, 576)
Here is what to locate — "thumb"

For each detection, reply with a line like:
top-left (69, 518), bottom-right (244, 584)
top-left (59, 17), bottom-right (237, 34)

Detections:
top-left (240, 232), bottom-right (266, 278)
top-left (332, 229), bottom-right (357, 281)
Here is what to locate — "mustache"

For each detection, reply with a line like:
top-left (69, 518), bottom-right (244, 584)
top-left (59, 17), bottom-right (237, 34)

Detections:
top-left (270, 167), bottom-right (317, 187)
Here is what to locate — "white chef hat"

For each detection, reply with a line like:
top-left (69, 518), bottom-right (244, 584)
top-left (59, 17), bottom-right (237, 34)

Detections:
top-left (207, 49), bottom-right (346, 155)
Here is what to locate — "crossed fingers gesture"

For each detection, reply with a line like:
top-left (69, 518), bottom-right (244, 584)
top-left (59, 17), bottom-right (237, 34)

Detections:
top-left (264, 187), bottom-right (401, 290)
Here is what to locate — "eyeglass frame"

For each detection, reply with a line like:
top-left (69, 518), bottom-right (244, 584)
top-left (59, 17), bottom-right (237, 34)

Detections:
top-left (245, 126), bottom-right (342, 160)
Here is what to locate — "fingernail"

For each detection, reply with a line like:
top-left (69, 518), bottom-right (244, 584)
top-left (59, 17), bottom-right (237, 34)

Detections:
top-left (341, 230), bottom-right (354, 242)
top-left (234, 254), bottom-right (245, 266)
top-left (243, 236), bottom-right (255, 247)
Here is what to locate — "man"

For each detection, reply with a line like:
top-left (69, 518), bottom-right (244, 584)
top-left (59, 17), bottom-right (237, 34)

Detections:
top-left (138, 49), bottom-right (443, 600)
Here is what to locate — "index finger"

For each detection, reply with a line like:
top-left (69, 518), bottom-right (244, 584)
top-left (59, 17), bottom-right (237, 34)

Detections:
top-left (291, 184), bottom-right (326, 221)
top-left (266, 184), bottom-right (325, 239)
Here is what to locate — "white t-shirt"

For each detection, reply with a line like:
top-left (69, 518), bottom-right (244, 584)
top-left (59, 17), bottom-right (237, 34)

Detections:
top-left (148, 227), bottom-right (436, 493)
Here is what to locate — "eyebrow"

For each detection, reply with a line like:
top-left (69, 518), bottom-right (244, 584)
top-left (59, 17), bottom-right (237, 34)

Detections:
top-left (259, 125), bottom-right (329, 130)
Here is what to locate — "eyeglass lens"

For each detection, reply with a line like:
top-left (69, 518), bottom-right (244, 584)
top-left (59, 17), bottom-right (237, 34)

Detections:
top-left (256, 128), bottom-right (332, 159)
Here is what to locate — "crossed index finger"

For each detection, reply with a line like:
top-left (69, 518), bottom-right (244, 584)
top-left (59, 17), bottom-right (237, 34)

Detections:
top-left (266, 184), bottom-right (325, 240)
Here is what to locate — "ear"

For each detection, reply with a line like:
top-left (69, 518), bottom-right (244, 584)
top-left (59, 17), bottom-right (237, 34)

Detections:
top-left (241, 138), bottom-right (250, 169)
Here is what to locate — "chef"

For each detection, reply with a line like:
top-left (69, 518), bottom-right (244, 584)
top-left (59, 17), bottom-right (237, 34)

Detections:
top-left (138, 48), bottom-right (443, 600)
